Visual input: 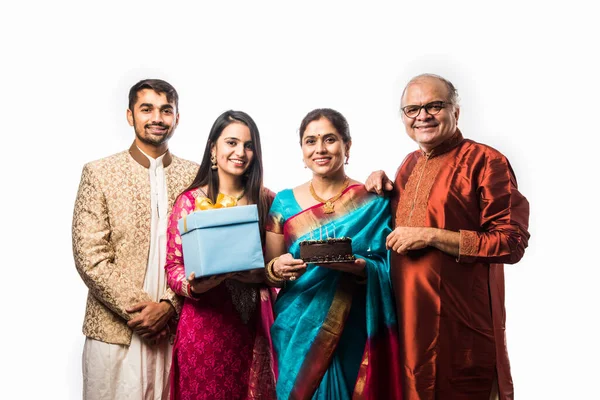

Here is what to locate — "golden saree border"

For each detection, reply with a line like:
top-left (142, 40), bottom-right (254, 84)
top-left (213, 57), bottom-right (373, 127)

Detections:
top-left (267, 212), bottom-right (284, 234)
top-left (246, 334), bottom-right (277, 399)
top-left (352, 347), bottom-right (370, 399)
top-left (284, 185), bottom-right (372, 246)
top-left (289, 274), bottom-right (357, 400)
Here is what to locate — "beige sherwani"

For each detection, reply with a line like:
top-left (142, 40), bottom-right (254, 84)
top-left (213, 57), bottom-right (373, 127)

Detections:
top-left (72, 144), bottom-right (198, 398)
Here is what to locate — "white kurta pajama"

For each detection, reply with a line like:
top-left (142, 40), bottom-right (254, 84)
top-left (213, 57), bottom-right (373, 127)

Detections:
top-left (83, 150), bottom-right (173, 400)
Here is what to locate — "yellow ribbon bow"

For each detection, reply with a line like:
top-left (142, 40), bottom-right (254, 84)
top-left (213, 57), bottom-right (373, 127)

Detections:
top-left (182, 193), bottom-right (241, 233)
top-left (195, 193), bottom-right (239, 210)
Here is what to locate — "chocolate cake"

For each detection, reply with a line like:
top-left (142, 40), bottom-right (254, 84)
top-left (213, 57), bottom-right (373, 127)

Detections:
top-left (299, 237), bottom-right (356, 264)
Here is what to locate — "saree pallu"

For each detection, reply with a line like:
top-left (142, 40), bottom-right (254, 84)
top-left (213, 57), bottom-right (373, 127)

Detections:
top-left (268, 185), bottom-right (402, 400)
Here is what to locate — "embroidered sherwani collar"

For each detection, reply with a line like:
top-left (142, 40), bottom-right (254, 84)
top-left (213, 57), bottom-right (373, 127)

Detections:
top-left (421, 129), bottom-right (464, 159)
top-left (128, 142), bottom-right (173, 168)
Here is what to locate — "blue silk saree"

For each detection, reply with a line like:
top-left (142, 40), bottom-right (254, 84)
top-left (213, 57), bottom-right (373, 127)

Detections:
top-left (267, 185), bottom-right (402, 400)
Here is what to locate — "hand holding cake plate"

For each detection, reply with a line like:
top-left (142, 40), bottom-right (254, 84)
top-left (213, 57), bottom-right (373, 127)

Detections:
top-left (319, 258), bottom-right (366, 278)
top-left (272, 253), bottom-right (307, 281)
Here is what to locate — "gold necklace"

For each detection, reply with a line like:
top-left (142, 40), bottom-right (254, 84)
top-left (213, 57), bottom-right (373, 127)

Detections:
top-left (309, 177), bottom-right (350, 214)
top-left (222, 188), bottom-right (245, 202)
top-left (227, 189), bottom-right (245, 201)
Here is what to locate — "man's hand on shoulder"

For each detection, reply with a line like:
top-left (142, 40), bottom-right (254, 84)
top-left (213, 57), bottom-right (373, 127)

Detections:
top-left (365, 170), bottom-right (394, 195)
top-left (126, 301), bottom-right (175, 342)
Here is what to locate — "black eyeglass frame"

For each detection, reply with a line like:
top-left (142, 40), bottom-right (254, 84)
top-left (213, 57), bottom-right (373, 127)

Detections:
top-left (401, 101), bottom-right (449, 118)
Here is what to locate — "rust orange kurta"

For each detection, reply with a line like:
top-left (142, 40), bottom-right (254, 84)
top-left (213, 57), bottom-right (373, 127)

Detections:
top-left (390, 130), bottom-right (530, 400)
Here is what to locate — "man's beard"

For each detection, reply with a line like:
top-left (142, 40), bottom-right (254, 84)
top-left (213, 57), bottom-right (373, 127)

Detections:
top-left (134, 122), bottom-right (174, 147)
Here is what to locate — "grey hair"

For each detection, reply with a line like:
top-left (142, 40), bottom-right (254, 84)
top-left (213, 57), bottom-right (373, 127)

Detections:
top-left (401, 73), bottom-right (460, 107)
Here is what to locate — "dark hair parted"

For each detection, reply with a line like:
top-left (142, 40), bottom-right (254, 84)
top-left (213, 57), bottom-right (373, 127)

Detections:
top-left (183, 110), bottom-right (271, 242)
top-left (298, 108), bottom-right (351, 145)
top-left (128, 79), bottom-right (179, 111)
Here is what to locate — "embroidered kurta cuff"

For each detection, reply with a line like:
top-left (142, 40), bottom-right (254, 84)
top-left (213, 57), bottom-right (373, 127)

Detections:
top-left (457, 229), bottom-right (479, 262)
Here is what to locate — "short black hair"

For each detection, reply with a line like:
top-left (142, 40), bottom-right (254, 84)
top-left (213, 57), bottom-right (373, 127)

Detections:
top-left (128, 79), bottom-right (179, 111)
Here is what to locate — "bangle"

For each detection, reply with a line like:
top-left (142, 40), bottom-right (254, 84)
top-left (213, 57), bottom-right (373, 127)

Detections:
top-left (265, 257), bottom-right (285, 286)
top-left (183, 280), bottom-right (193, 297)
top-left (184, 279), bottom-right (199, 298)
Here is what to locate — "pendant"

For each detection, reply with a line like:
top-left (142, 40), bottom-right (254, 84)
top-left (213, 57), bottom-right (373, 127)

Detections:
top-left (323, 201), bottom-right (335, 213)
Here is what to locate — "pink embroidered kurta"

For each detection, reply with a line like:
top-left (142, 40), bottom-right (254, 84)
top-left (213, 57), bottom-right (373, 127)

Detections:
top-left (165, 188), bottom-right (277, 400)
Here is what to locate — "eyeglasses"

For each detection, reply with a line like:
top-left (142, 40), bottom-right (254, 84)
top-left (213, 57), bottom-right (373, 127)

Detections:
top-left (401, 101), bottom-right (448, 118)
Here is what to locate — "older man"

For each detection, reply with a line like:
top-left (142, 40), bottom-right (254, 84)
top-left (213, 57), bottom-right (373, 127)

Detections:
top-left (366, 74), bottom-right (530, 400)
top-left (72, 79), bottom-right (198, 399)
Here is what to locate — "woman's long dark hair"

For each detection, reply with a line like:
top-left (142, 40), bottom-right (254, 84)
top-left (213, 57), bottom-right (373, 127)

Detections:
top-left (183, 110), bottom-right (271, 241)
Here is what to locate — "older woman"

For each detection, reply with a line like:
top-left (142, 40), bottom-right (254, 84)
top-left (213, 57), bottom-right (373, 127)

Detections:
top-left (264, 108), bottom-right (401, 399)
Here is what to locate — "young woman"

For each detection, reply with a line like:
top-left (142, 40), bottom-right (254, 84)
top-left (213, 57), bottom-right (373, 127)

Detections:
top-left (165, 110), bottom-right (276, 400)
top-left (264, 108), bottom-right (402, 399)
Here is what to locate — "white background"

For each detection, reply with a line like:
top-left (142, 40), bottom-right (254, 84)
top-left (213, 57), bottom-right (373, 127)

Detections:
top-left (2, 1), bottom-right (598, 398)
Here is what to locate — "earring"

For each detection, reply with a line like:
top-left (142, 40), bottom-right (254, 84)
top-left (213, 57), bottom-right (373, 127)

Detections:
top-left (211, 154), bottom-right (218, 170)
top-left (303, 159), bottom-right (307, 169)
top-left (345, 155), bottom-right (349, 165)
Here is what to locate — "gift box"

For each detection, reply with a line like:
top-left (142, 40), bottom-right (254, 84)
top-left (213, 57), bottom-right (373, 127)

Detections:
top-left (178, 204), bottom-right (264, 278)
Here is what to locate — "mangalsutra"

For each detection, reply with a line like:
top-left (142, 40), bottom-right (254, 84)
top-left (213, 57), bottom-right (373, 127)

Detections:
top-left (309, 177), bottom-right (350, 214)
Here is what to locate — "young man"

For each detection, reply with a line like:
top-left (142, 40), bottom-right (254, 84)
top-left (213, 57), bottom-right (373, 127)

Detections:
top-left (72, 79), bottom-right (198, 399)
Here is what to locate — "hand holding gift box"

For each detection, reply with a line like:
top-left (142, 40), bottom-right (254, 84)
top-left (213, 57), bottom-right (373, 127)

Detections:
top-left (178, 194), bottom-right (265, 279)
